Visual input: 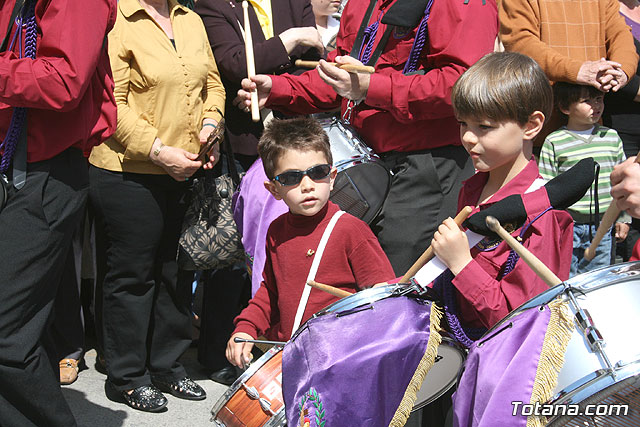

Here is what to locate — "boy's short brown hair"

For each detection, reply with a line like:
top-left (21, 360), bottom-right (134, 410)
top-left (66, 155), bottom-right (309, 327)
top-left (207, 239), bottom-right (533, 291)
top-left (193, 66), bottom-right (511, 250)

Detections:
top-left (452, 51), bottom-right (553, 125)
top-left (258, 117), bottom-right (333, 179)
top-left (553, 82), bottom-right (603, 113)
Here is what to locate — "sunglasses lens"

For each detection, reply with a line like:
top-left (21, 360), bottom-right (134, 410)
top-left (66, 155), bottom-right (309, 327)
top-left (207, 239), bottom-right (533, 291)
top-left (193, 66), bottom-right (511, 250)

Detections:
top-left (307, 164), bottom-right (331, 180)
top-left (277, 171), bottom-right (302, 186)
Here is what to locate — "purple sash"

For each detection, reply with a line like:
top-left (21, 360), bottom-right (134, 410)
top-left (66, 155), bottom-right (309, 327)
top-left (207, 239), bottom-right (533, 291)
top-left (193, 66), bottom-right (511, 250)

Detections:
top-left (453, 298), bottom-right (573, 427)
top-left (282, 295), bottom-right (442, 427)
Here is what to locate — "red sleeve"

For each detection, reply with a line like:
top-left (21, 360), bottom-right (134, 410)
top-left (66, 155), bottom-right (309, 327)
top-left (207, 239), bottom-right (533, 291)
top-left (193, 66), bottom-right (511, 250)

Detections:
top-left (452, 209), bottom-right (573, 329)
top-left (233, 234), bottom-right (281, 338)
top-left (268, 0), bottom-right (498, 120)
top-left (0, 0), bottom-right (116, 111)
top-left (365, 0), bottom-right (498, 123)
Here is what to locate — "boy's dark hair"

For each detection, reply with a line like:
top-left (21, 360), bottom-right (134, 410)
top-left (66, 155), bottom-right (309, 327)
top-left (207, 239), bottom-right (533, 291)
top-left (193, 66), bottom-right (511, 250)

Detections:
top-left (452, 51), bottom-right (553, 125)
top-left (258, 117), bottom-right (333, 179)
top-left (553, 82), bottom-right (603, 113)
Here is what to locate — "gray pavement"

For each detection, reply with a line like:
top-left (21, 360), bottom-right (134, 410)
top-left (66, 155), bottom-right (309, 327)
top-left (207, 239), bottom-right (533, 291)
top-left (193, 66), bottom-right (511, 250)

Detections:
top-left (62, 348), bottom-right (229, 427)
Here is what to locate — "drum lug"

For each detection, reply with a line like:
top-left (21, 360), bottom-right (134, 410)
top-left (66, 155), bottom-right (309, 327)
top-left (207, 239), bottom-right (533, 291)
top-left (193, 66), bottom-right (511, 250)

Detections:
top-left (241, 382), bottom-right (277, 416)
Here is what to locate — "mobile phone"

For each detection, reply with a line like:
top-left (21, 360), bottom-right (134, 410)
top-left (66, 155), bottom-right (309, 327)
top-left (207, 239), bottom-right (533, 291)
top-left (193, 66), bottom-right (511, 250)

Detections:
top-left (198, 118), bottom-right (225, 162)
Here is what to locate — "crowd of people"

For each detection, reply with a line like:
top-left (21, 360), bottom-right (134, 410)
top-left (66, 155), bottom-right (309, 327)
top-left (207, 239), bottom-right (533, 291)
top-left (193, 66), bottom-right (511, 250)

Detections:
top-left (1, 0), bottom-right (640, 425)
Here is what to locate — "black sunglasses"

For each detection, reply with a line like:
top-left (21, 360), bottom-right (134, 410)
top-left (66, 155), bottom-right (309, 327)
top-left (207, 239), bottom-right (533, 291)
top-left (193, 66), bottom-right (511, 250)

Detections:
top-left (273, 164), bottom-right (332, 186)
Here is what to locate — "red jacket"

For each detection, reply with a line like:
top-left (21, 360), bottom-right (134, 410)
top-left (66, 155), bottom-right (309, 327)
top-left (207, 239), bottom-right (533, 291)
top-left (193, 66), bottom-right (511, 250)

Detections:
top-left (0, 0), bottom-right (117, 162)
top-left (453, 159), bottom-right (574, 328)
top-left (266, 0), bottom-right (498, 154)
top-left (234, 202), bottom-right (395, 341)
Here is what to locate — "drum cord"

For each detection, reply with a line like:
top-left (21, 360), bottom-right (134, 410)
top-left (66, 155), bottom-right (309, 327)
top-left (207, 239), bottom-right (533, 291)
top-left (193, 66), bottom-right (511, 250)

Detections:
top-left (0, 1), bottom-right (36, 174)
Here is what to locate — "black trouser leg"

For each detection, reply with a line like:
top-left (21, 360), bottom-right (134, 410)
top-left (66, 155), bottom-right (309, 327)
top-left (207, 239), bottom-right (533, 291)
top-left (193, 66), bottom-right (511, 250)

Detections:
top-left (0, 148), bottom-right (87, 427)
top-left (373, 146), bottom-right (474, 276)
top-left (90, 166), bottom-right (190, 391)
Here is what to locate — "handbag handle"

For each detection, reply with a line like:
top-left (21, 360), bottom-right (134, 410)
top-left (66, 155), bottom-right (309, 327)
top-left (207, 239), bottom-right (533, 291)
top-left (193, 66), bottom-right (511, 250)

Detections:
top-left (222, 134), bottom-right (242, 188)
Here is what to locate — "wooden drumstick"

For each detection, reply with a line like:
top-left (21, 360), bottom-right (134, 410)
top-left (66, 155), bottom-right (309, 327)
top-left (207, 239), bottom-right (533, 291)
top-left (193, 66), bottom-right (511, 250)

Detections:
top-left (398, 206), bottom-right (474, 284)
top-left (242, 1), bottom-right (260, 122)
top-left (307, 280), bottom-right (352, 298)
top-left (485, 216), bottom-right (562, 288)
top-left (294, 59), bottom-right (376, 75)
top-left (584, 154), bottom-right (640, 261)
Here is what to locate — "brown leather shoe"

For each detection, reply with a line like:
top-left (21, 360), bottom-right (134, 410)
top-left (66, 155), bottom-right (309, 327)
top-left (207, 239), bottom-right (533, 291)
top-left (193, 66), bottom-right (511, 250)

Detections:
top-left (59, 358), bottom-right (79, 385)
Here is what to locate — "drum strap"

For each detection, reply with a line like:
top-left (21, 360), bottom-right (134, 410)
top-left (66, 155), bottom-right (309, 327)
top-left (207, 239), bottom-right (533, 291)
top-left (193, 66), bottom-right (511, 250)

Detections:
top-left (291, 210), bottom-right (345, 336)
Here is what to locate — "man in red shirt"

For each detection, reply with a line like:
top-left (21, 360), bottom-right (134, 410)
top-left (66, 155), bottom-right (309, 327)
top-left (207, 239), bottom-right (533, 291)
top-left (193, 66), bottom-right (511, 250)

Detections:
top-left (236, 0), bottom-right (499, 278)
top-left (0, 0), bottom-right (117, 425)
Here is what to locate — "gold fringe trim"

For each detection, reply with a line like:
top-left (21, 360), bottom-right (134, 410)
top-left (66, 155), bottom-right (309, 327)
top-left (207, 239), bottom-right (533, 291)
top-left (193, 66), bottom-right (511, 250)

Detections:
top-left (527, 298), bottom-right (574, 427)
top-left (388, 303), bottom-right (444, 427)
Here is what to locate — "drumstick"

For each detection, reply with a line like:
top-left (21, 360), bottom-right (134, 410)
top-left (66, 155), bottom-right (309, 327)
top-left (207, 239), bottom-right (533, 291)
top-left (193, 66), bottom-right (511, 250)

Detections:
top-left (584, 154), bottom-right (640, 261)
top-left (295, 59), bottom-right (376, 75)
top-left (485, 216), bottom-right (562, 288)
top-left (242, 1), bottom-right (260, 122)
top-left (307, 280), bottom-right (352, 298)
top-left (234, 337), bottom-right (286, 346)
top-left (398, 206), bottom-right (474, 284)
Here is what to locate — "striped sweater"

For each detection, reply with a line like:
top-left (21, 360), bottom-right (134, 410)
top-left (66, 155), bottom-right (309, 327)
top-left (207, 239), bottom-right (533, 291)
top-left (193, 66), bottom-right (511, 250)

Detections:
top-left (538, 125), bottom-right (628, 223)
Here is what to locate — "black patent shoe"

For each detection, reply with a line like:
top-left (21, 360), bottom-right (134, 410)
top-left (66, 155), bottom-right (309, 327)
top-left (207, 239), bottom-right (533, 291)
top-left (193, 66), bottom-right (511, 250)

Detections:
top-left (105, 381), bottom-right (168, 412)
top-left (152, 377), bottom-right (206, 401)
top-left (208, 366), bottom-right (239, 386)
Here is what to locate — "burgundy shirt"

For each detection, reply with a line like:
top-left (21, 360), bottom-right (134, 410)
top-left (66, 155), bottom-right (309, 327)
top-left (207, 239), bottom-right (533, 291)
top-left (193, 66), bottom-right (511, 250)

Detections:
top-left (453, 159), bottom-right (573, 329)
top-left (0, 0), bottom-right (117, 162)
top-left (266, 0), bottom-right (498, 154)
top-left (234, 201), bottom-right (395, 341)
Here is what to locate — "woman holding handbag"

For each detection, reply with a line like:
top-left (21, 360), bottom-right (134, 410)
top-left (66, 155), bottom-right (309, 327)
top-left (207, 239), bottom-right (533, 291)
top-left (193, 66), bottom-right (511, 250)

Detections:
top-left (87, 0), bottom-right (225, 413)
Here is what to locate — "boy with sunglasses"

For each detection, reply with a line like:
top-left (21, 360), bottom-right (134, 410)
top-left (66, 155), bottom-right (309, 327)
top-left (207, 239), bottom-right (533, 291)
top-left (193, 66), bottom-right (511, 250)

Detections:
top-left (226, 117), bottom-right (394, 367)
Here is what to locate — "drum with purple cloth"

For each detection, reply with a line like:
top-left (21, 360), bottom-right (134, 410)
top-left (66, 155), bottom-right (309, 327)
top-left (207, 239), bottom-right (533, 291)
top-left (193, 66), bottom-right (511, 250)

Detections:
top-left (320, 117), bottom-right (391, 224)
top-left (455, 262), bottom-right (640, 426)
top-left (314, 284), bottom-right (466, 410)
top-left (281, 284), bottom-right (465, 426)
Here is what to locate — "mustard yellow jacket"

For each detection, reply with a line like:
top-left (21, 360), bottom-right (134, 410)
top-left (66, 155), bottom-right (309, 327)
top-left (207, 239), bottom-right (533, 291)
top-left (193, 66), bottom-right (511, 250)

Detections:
top-left (90, 0), bottom-right (225, 174)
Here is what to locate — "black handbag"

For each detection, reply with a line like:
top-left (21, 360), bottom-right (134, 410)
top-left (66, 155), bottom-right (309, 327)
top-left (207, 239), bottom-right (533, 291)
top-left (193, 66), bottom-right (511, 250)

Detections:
top-left (177, 136), bottom-right (245, 271)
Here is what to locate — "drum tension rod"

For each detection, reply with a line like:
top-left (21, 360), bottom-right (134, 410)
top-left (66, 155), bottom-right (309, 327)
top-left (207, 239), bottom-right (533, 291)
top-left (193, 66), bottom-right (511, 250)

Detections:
top-left (566, 289), bottom-right (615, 375)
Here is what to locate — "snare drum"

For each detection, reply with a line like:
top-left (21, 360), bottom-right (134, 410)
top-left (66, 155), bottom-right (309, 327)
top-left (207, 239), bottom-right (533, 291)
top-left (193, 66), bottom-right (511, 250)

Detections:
top-left (471, 262), bottom-right (640, 426)
top-left (319, 117), bottom-right (391, 224)
top-left (315, 285), bottom-right (466, 411)
top-left (211, 346), bottom-right (285, 427)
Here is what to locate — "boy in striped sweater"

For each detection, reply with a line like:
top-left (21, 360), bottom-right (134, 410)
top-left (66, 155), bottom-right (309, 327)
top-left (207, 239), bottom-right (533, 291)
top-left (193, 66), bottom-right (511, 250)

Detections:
top-left (539, 82), bottom-right (630, 276)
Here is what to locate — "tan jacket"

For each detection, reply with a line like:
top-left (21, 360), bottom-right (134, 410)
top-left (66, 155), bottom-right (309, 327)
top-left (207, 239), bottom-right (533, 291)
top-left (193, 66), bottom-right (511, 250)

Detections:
top-left (499, 0), bottom-right (638, 83)
top-left (89, 0), bottom-right (225, 174)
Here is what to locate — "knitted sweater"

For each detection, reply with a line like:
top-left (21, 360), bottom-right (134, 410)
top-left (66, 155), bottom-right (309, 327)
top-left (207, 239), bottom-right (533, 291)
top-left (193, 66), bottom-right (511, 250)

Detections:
top-left (539, 125), bottom-right (628, 223)
top-left (499, 0), bottom-right (638, 83)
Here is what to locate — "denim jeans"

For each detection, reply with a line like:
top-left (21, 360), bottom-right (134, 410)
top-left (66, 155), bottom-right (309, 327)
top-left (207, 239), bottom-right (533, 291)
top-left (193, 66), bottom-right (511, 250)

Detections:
top-left (571, 222), bottom-right (612, 277)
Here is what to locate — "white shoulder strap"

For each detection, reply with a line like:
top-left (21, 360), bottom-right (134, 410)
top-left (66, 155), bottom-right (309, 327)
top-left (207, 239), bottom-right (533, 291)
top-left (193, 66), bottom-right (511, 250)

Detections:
top-left (291, 210), bottom-right (345, 336)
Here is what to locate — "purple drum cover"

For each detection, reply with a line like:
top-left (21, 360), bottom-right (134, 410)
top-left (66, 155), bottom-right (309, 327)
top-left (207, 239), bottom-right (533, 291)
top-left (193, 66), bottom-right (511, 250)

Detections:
top-left (282, 295), bottom-right (434, 427)
top-left (453, 303), bottom-right (554, 427)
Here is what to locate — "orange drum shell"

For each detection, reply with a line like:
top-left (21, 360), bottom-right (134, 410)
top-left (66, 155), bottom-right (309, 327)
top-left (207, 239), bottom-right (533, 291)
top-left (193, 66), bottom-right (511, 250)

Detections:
top-left (215, 350), bottom-right (284, 427)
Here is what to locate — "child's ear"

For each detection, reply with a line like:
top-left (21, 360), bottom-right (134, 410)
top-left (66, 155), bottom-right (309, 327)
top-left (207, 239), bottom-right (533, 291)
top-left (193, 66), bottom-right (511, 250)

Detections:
top-left (264, 180), bottom-right (283, 200)
top-left (523, 111), bottom-right (545, 140)
top-left (329, 167), bottom-right (337, 192)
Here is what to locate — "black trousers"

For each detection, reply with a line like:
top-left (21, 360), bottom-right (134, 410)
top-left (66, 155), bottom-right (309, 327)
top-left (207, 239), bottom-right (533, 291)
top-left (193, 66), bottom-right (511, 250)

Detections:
top-left (89, 166), bottom-right (192, 391)
top-left (46, 218), bottom-right (86, 363)
top-left (373, 145), bottom-right (474, 275)
top-left (0, 148), bottom-right (87, 427)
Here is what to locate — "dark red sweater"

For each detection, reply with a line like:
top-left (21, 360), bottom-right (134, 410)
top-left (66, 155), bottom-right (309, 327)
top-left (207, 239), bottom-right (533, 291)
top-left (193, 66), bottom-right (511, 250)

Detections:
top-left (234, 202), bottom-right (395, 341)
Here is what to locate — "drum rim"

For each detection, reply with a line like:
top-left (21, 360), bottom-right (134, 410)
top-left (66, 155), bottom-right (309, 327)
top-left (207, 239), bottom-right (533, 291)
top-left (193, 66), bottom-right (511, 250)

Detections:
top-left (312, 284), bottom-right (403, 318)
top-left (546, 360), bottom-right (640, 422)
top-left (210, 345), bottom-right (284, 420)
top-left (481, 261), bottom-right (640, 339)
